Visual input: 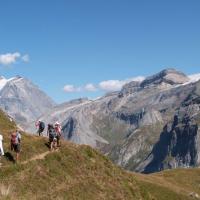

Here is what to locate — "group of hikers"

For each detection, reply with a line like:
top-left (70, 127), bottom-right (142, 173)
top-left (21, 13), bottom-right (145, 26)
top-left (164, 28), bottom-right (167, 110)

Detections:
top-left (0, 121), bottom-right (62, 164)
top-left (36, 120), bottom-right (62, 150)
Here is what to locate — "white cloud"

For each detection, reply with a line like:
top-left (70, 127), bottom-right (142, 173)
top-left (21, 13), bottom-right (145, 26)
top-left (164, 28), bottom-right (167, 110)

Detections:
top-left (128, 76), bottom-right (145, 82)
top-left (63, 76), bottom-right (145, 93)
top-left (99, 80), bottom-right (125, 91)
top-left (21, 54), bottom-right (30, 62)
top-left (99, 76), bottom-right (145, 92)
top-left (63, 85), bottom-right (81, 92)
top-left (0, 52), bottom-right (29, 66)
top-left (84, 83), bottom-right (97, 92)
top-left (0, 52), bottom-right (21, 65)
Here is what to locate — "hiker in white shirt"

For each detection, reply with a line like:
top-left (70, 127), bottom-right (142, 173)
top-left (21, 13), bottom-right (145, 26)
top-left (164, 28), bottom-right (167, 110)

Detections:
top-left (0, 134), bottom-right (4, 156)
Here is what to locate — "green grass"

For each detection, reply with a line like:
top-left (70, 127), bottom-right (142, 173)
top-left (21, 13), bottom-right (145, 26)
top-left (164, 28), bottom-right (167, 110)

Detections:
top-left (0, 110), bottom-right (48, 166)
top-left (0, 109), bottom-right (199, 199)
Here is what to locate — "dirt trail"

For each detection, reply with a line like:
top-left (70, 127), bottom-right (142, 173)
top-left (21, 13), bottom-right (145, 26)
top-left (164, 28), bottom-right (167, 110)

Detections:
top-left (21, 149), bottom-right (58, 165)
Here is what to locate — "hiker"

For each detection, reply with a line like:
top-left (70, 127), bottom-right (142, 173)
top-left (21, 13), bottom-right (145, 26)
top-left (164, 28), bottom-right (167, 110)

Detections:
top-left (0, 134), bottom-right (4, 166)
top-left (36, 120), bottom-right (45, 136)
top-left (55, 122), bottom-right (62, 147)
top-left (47, 124), bottom-right (57, 151)
top-left (11, 130), bottom-right (21, 162)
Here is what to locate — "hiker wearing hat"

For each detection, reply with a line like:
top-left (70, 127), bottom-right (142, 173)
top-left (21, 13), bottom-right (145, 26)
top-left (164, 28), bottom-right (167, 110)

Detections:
top-left (55, 122), bottom-right (62, 147)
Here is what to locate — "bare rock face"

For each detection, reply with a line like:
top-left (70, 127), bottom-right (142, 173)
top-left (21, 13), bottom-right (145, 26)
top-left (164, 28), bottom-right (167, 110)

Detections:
top-left (138, 113), bottom-right (200, 173)
top-left (136, 80), bottom-right (200, 173)
top-left (119, 81), bottom-right (141, 96)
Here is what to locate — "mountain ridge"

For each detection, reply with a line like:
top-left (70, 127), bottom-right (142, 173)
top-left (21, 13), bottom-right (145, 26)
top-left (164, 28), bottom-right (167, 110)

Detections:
top-left (29, 68), bottom-right (200, 174)
top-left (1, 69), bottom-right (200, 174)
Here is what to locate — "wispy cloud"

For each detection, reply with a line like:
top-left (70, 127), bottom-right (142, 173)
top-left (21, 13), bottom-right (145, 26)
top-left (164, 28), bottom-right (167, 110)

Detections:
top-left (21, 54), bottom-right (30, 62)
top-left (99, 80), bottom-right (124, 91)
top-left (63, 76), bottom-right (145, 93)
top-left (63, 85), bottom-right (81, 92)
top-left (99, 76), bottom-right (145, 91)
top-left (0, 52), bottom-right (20, 65)
top-left (128, 76), bottom-right (145, 82)
top-left (0, 52), bottom-right (30, 66)
top-left (84, 83), bottom-right (97, 92)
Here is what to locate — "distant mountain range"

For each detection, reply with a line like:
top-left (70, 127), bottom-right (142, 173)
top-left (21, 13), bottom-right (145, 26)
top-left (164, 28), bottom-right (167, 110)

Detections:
top-left (1, 69), bottom-right (200, 173)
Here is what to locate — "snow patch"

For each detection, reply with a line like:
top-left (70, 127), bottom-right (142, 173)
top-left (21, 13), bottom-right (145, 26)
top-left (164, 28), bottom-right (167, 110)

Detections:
top-left (0, 77), bottom-right (16, 90)
top-left (179, 73), bottom-right (200, 86)
top-left (188, 73), bottom-right (200, 83)
top-left (0, 78), bottom-right (8, 90)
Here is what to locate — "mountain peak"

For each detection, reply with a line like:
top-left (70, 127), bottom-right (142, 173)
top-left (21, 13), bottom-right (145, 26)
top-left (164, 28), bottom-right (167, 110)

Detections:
top-left (140, 68), bottom-right (189, 88)
top-left (12, 75), bottom-right (24, 82)
top-left (0, 76), bottom-right (6, 80)
top-left (0, 76), bottom-right (55, 128)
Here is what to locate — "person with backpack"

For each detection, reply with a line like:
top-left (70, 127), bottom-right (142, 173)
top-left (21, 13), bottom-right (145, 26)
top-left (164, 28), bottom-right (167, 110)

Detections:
top-left (55, 122), bottom-right (62, 147)
top-left (0, 133), bottom-right (4, 166)
top-left (35, 120), bottom-right (45, 136)
top-left (11, 130), bottom-right (21, 162)
top-left (47, 124), bottom-right (57, 151)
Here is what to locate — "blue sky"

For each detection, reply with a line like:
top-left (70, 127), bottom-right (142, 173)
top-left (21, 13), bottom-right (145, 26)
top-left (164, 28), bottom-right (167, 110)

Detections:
top-left (0, 0), bottom-right (200, 103)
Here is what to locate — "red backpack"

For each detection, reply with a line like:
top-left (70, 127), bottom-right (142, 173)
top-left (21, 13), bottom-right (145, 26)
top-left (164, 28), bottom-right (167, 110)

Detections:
top-left (11, 133), bottom-right (18, 145)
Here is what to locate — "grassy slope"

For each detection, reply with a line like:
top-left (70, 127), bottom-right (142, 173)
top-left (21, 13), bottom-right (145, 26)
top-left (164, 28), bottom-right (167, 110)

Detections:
top-left (0, 110), bottom-right (48, 166)
top-left (0, 110), bottom-right (199, 200)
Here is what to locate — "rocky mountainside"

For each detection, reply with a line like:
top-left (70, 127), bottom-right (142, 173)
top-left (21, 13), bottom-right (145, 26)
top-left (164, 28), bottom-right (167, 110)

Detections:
top-left (0, 76), bottom-right (55, 129)
top-left (137, 80), bottom-right (200, 173)
top-left (27, 68), bottom-right (200, 173)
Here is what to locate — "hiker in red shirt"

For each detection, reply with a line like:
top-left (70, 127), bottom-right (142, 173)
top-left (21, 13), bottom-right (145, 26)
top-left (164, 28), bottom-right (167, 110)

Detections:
top-left (11, 130), bottom-right (21, 162)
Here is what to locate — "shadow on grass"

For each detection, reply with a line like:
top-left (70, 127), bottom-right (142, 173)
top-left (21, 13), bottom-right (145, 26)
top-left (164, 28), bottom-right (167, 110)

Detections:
top-left (4, 152), bottom-right (15, 163)
top-left (45, 142), bottom-right (50, 149)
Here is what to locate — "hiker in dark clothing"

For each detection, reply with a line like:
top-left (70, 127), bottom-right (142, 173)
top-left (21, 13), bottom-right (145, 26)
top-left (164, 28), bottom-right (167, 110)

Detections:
top-left (47, 124), bottom-right (57, 151)
top-left (36, 121), bottom-right (45, 136)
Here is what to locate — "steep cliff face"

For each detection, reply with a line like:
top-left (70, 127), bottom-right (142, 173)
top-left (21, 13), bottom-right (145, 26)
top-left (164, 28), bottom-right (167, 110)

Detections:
top-left (136, 81), bottom-right (200, 173)
top-left (138, 115), bottom-right (199, 173)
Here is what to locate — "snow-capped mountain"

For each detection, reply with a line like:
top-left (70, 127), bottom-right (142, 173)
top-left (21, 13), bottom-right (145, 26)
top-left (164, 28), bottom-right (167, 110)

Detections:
top-left (0, 76), bottom-right (55, 129)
